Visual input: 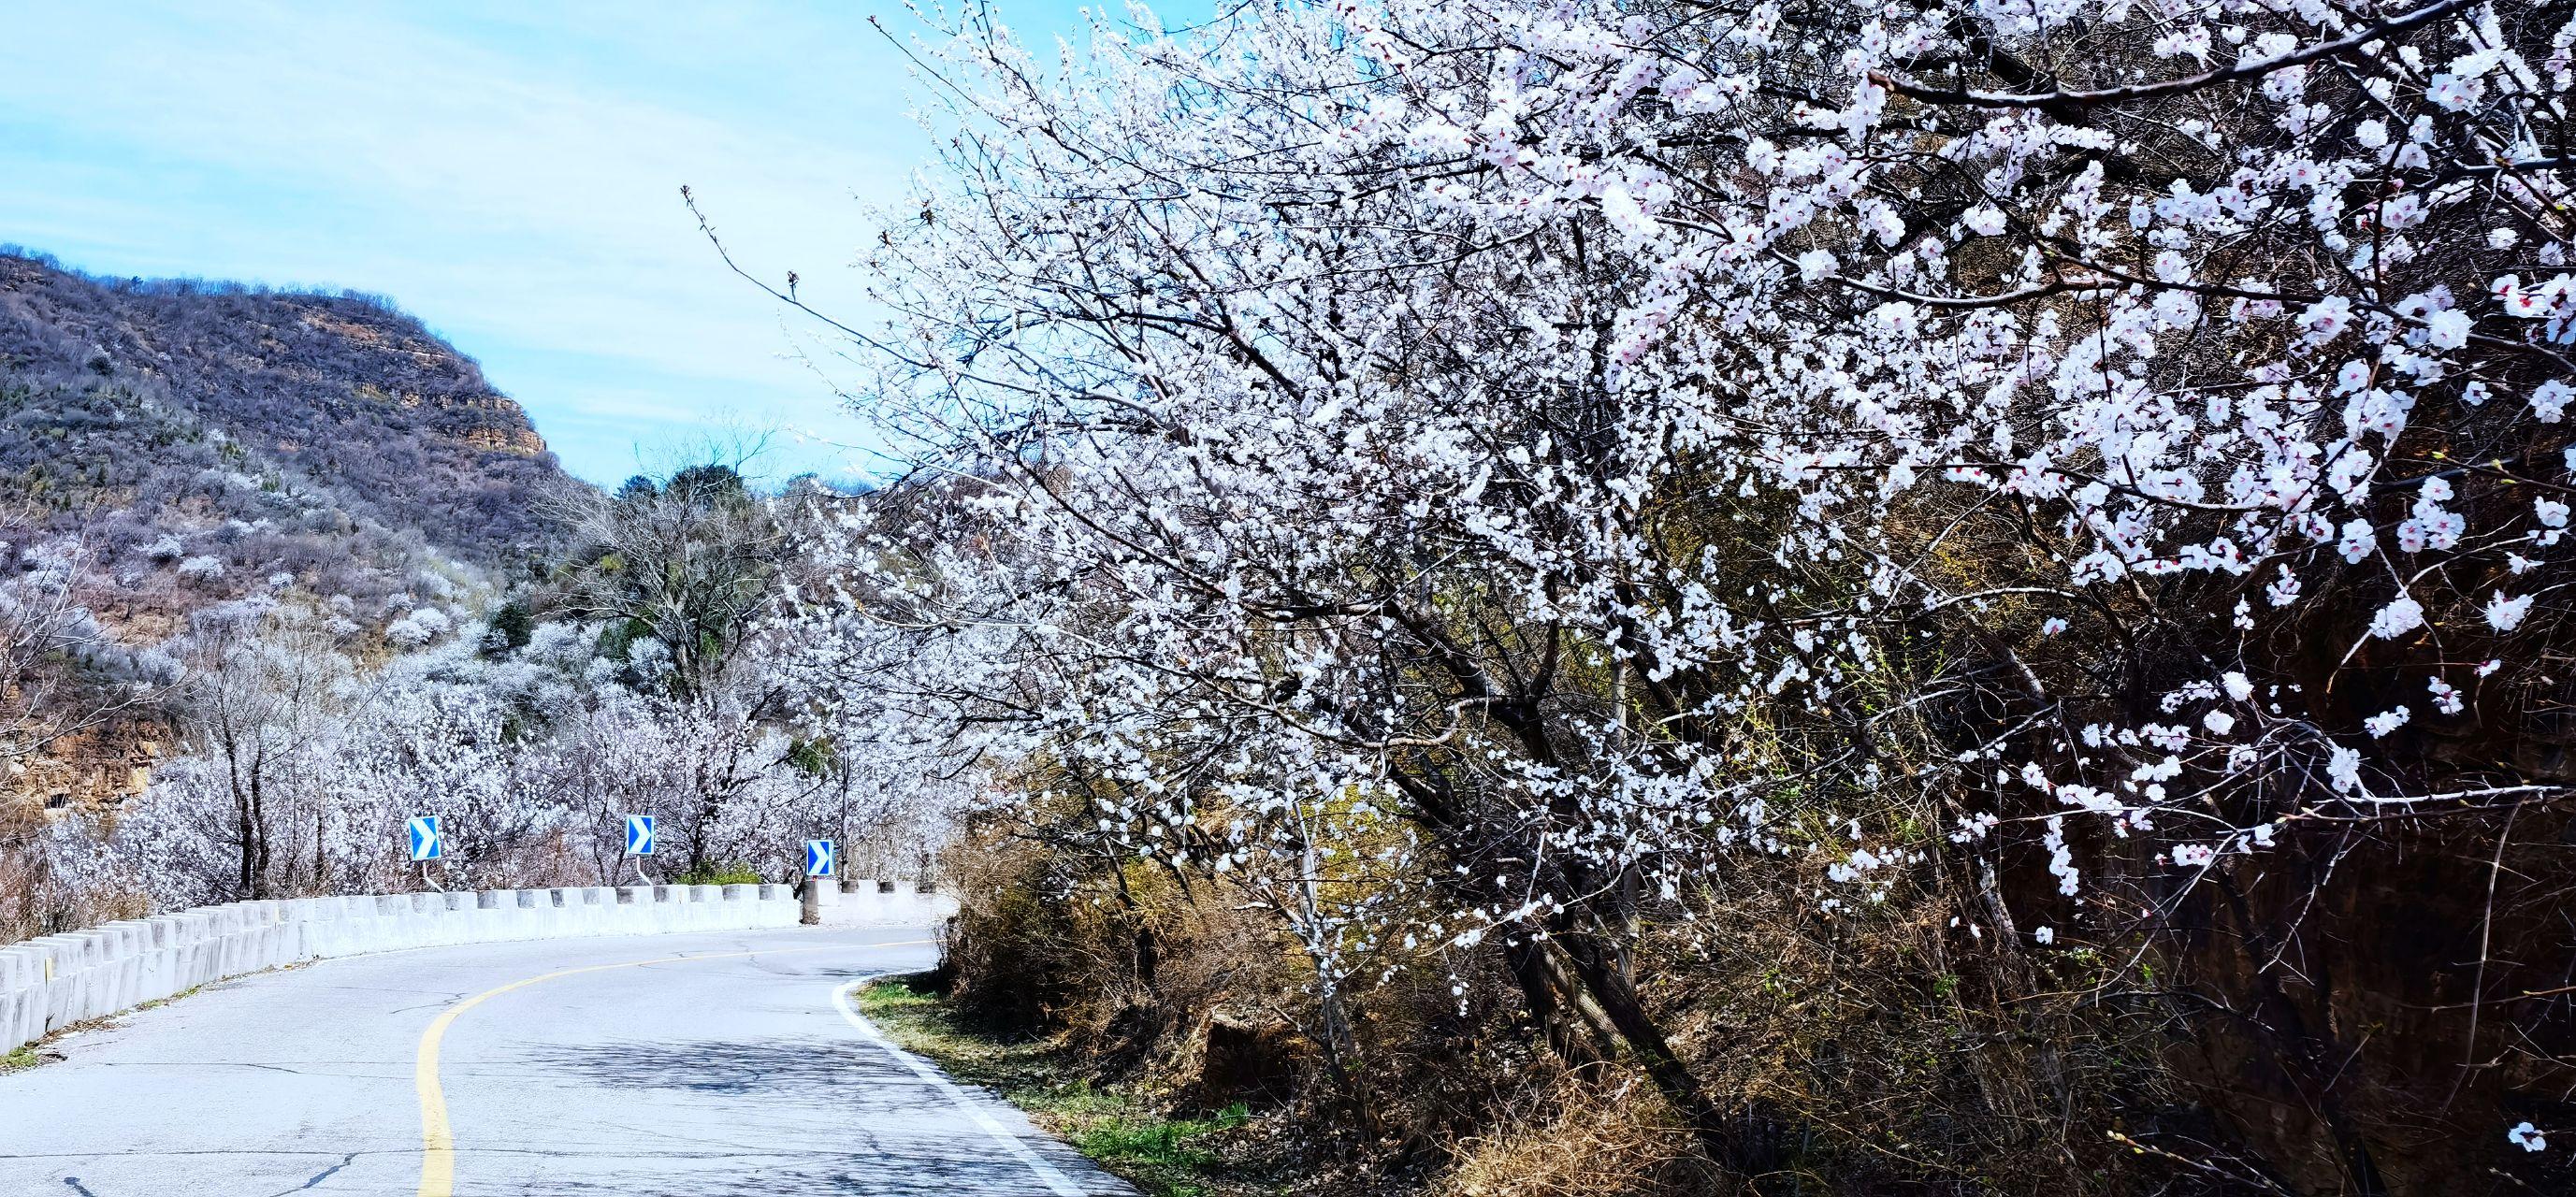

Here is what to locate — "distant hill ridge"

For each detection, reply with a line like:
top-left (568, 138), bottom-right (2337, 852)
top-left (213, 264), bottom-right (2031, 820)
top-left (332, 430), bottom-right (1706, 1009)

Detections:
top-left (0, 248), bottom-right (564, 565)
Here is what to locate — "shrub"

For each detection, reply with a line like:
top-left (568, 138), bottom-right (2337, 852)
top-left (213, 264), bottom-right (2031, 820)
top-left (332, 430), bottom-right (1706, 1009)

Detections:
top-left (675, 862), bottom-right (763, 887)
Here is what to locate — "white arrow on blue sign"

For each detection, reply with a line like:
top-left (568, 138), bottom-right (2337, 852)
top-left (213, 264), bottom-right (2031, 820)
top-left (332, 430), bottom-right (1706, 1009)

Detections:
top-left (624, 815), bottom-right (656, 857)
top-left (406, 815), bottom-right (444, 862)
top-left (803, 839), bottom-right (836, 878)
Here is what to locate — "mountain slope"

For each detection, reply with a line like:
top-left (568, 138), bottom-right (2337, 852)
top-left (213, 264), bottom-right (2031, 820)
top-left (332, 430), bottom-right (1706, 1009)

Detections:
top-left (0, 249), bottom-right (564, 565)
top-left (0, 248), bottom-right (577, 809)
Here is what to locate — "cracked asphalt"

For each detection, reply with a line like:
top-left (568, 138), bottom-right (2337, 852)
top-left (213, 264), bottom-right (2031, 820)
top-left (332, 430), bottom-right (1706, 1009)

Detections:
top-left (0, 927), bottom-right (1130, 1195)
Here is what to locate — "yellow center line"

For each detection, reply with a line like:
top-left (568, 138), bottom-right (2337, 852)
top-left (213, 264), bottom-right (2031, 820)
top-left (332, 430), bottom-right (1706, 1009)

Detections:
top-left (413, 939), bottom-right (931, 1197)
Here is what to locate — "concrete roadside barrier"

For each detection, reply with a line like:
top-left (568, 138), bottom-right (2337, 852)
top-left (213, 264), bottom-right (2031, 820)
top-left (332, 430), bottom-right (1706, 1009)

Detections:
top-left (812, 876), bottom-right (955, 930)
top-left (0, 877), bottom-right (949, 1057)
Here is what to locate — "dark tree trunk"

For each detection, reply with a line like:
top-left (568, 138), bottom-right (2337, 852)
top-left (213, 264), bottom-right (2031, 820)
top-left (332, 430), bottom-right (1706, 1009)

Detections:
top-left (1504, 936), bottom-right (1606, 1072)
top-left (1543, 920), bottom-right (1785, 1177)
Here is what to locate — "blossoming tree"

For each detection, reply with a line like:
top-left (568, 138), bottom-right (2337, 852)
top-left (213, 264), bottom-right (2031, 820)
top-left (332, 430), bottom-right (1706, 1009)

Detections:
top-left (786, 0), bottom-right (2576, 1183)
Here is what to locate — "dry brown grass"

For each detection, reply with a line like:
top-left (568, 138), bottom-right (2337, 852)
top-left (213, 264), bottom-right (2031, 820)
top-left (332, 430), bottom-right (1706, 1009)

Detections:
top-left (934, 801), bottom-right (2208, 1197)
top-left (1443, 1074), bottom-right (1727, 1197)
top-left (0, 807), bottom-right (147, 945)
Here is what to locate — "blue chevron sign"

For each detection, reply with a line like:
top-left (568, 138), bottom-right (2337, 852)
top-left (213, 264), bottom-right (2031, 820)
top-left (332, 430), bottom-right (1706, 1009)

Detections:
top-left (406, 815), bottom-right (443, 862)
top-left (624, 815), bottom-right (656, 857)
top-left (803, 839), bottom-right (836, 878)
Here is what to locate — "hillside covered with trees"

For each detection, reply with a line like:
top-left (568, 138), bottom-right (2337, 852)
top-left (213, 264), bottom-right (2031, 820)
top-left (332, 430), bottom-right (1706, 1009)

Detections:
top-left (0, 248), bottom-right (586, 911)
top-left (0, 249), bottom-right (573, 815)
top-left (0, 248), bottom-right (563, 568)
top-left (0, 250), bottom-right (956, 951)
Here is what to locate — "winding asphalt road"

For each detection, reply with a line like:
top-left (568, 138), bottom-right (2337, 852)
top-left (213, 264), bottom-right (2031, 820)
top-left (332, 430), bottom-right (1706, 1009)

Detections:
top-left (0, 927), bottom-right (1131, 1196)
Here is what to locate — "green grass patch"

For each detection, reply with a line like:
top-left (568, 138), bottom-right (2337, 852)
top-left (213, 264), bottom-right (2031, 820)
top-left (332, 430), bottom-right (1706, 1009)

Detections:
top-left (1071, 1101), bottom-right (1252, 1182)
top-left (676, 861), bottom-right (765, 886)
top-left (858, 977), bottom-right (1271, 1197)
top-left (131, 983), bottom-right (206, 1014)
top-left (0, 1044), bottom-right (40, 1074)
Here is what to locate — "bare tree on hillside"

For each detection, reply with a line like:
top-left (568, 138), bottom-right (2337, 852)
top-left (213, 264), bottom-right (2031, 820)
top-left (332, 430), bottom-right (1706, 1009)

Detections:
top-left (1, 536), bottom-right (167, 794)
top-left (162, 601), bottom-right (352, 900)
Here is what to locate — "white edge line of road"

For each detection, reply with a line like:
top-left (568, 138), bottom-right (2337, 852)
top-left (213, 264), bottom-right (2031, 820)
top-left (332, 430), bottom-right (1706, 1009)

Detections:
top-left (831, 977), bottom-right (1093, 1197)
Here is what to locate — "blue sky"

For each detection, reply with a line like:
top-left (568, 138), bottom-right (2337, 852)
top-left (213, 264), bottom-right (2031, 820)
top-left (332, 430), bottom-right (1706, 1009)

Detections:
top-left (0, 1), bottom-right (1113, 486)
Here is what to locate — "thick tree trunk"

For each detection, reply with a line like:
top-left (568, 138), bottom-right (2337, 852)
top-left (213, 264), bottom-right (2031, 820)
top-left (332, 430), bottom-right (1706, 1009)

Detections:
top-left (1388, 745), bottom-right (1781, 1175)
top-left (1544, 921), bottom-right (1785, 1178)
top-left (1504, 936), bottom-right (1606, 1072)
top-left (227, 742), bottom-right (255, 898)
top-left (247, 769), bottom-right (271, 899)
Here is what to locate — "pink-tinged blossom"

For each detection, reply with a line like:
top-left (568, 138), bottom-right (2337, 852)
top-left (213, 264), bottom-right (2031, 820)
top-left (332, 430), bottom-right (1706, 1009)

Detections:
top-left (2429, 676), bottom-right (2465, 714)
top-left (2487, 591), bottom-right (2537, 631)
top-left (2536, 380), bottom-right (2575, 423)
top-left (2395, 520), bottom-right (2429, 553)
top-left (1599, 183), bottom-right (1660, 246)
top-left (2426, 73), bottom-right (2483, 111)
top-left (2423, 310), bottom-right (2471, 350)
top-left (2266, 568), bottom-right (2303, 607)
top-left (2298, 296), bottom-right (2355, 344)
top-left (2368, 596), bottom-right (2424, 640)
top-left (1859, 199), bottom-right (1905, 246)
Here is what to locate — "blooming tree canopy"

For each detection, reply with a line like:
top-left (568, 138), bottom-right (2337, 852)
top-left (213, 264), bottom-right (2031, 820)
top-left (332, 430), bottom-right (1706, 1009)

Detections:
top-left (789, 0), bottom-right (2576, 1172)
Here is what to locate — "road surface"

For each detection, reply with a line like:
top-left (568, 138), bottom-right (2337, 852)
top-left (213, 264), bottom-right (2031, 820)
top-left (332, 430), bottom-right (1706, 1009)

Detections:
top-left (0, 926), bottom-right (1130, 1196)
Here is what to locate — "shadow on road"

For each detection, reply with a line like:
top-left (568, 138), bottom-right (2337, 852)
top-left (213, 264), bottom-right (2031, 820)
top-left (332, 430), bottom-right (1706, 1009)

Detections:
top-left (521, 1037), bottom-right (925, 1107)
top-left (505, 1158), bottom-right (1081, 1197)
top-left (505, 1039), bottom-right (1114, 1195)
